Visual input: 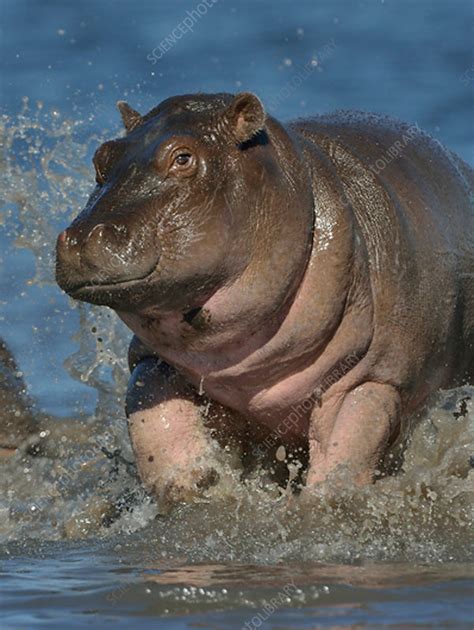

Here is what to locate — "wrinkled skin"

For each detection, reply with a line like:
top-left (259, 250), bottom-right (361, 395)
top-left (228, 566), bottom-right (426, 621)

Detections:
top-left (56, 92), bottom-right (474, 506)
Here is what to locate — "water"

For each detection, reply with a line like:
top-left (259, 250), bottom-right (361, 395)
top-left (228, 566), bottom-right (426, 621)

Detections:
top-left (1, 1), bottom-right (473, 627)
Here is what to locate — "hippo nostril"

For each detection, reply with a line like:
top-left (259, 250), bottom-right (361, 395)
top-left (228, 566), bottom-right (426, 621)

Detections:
top-left (86, 223), bottom-right (128, 247)
top-left (87, 223), bottom-right (106, 244)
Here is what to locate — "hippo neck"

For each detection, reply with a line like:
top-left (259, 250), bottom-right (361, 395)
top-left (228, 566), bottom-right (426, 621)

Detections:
top-left (199, 126), bottom-right (362, 359)
top-left (192, 117), bottom-right (317, 341)
top-left (206, 133), bottom-right (366, 387)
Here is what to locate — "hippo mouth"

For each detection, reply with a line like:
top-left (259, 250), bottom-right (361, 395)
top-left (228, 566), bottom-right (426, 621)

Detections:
top-left (59, 263), bottom-right (161, 308)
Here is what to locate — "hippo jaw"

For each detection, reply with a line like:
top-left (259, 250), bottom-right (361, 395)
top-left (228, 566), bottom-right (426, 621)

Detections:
top-left (56, 258), bottom-right (160, 309)
top-left (57, 264), bottom-right (224, 314)
top-left (56, 219), bottom-right (230, 312)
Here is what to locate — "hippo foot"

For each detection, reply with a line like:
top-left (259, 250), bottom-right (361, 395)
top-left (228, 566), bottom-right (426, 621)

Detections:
top-left (153, 468), bottom-right (221, 513)
top-left (126, 356), bottom-right (245, 508)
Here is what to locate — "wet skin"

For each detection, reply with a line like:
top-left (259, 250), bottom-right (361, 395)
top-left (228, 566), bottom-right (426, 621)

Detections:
top-left (56, 92), bottom-right (474, 505)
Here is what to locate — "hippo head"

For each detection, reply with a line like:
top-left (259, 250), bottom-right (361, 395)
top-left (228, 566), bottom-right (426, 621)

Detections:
top-left (56, 92), bottom-right (313, 316)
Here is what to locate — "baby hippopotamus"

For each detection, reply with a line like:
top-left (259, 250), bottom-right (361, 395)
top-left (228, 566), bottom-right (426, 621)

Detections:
top-left (56, 92), bottom-right (473, 504)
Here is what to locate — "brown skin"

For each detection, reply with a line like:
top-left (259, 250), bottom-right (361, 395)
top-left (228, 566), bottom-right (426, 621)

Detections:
top-left (56, 93), bottom-right (473, 507)
top-left (0, 338), bottom-right (38, 455)
top-left (0, 338), bottom-right (107, 459)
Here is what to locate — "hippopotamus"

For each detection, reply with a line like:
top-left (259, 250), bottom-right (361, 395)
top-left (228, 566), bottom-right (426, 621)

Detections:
top-left (55, 92), bottom-right (473, 505)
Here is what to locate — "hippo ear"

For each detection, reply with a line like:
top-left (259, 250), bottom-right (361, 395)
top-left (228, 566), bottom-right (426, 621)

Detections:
top-left (117, 101), bottom-right (143, 133)
top-left (223, 93), bottom-right (266, 144)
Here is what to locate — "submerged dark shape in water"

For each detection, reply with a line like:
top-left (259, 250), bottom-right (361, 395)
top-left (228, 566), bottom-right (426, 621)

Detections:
top-left (0, 338), bottom-right (38, 455)
top-left (55, 92), bottom-right (474, 509)
top-left (0, 337), bottom-right (108, 461)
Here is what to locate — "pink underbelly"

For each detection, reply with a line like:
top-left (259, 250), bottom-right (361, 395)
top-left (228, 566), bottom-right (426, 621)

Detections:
top-left (185, 369), bottom-right (313, 437)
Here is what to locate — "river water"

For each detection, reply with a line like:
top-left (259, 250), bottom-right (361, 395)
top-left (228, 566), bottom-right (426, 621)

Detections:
top-left (0, 1), bottom-right (473, 627)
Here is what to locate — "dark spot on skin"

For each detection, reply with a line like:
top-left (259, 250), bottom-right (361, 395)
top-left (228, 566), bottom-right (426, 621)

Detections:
top-left (182, 307), bottom-right (212, 331)
top-left (182, 306), bottom-right (202, 324)
top-left (195, 468), bottom-right (220, 490)
top-left (148, 455), bottom-right (154, 462)
top-left (141, 418), bottom-right (145, 423)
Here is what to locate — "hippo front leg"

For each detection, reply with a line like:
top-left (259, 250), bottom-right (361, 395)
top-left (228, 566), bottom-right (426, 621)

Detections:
top-left (126, 357), bottom-right (239, 509)
top-left (307, 382), bottom-right (401, 486)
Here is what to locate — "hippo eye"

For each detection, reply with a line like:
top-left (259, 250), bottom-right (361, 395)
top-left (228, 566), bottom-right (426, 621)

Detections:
top-left (175, 153), bottom-right (192, 166)
top-left (168, 150), bottom-right (197, 176)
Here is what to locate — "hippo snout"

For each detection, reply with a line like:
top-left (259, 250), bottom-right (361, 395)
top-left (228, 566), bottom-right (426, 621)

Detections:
top-left (56, 221), bottom-right (160, 302)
